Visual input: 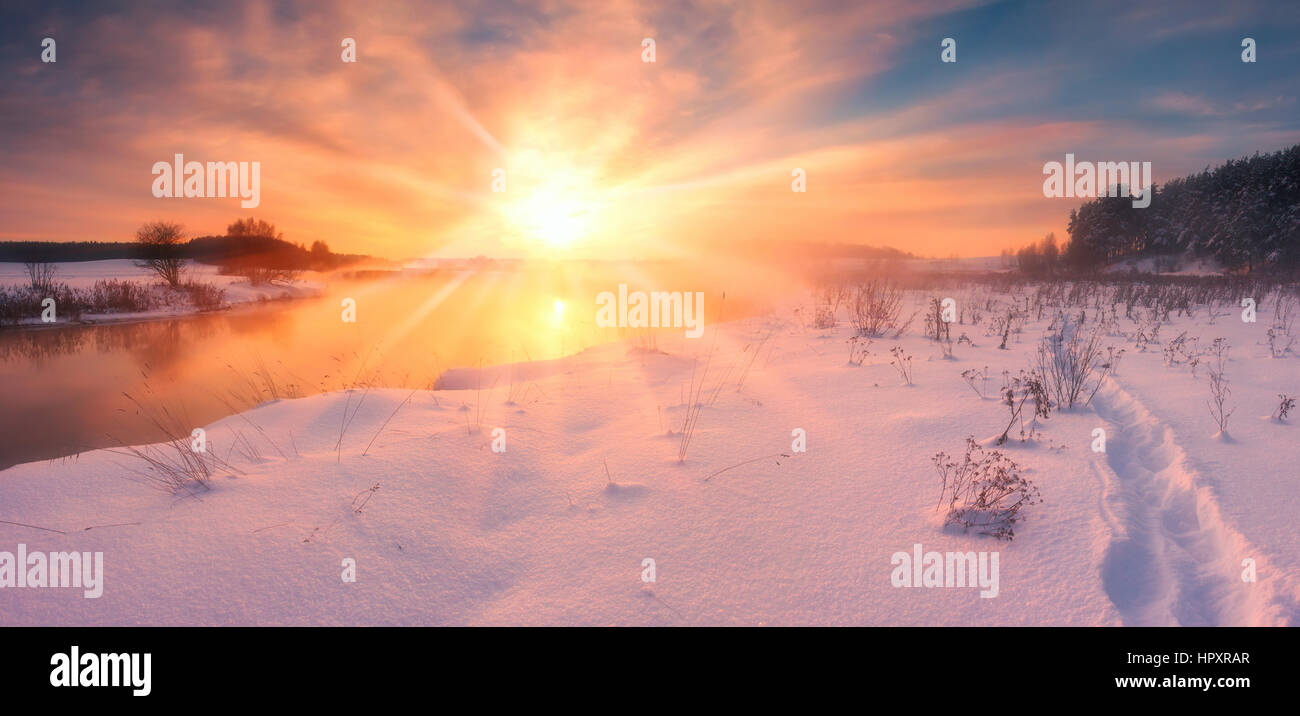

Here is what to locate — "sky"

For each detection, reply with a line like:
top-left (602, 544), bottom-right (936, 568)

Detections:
top-left (1, 0), bottom-right (1298, 261)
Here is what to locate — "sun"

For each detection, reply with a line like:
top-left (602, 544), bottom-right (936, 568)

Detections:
top-left (499, 154), bottom-right (606, 251)
top-left (512, 189), bottom-right (594, 248)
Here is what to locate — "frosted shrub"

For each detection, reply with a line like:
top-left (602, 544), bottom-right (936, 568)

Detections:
top-left (960, 366), bottom-right (989, 399)
top-left (1275, 394), bottom-right (1296, 422)
top-left (1035, 318), bottom-right (1113, 408)
top-left (846, 336), bottom-right (871, 365)
top-left (933, 438), bottom-right (1042, 541)
top-left (889, 346), bottom-right (913, 385)
top-left (1206, 368), bottom-right (1234, 435)
top-left (848, 281), bottom-right (904, 337)
top-left (996, 369), bottom-right (1050, 445)
top-left (811, 303), bottom-right (836, 329)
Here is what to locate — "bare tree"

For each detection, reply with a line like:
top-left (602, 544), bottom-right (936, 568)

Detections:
top-left (23, 261), bottom-right (56, 293)
top-left (135, 221), bottom-right (187, 287)
top-left (226, 217), bottom-right (281, 240)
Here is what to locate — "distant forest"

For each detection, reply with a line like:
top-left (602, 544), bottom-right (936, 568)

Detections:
top-left (1058, 144), bottom-right (1300, 272)
top-left (0, 219), bottom-right (368, 271)
top-left (710, 238), bottom-right (916, 262)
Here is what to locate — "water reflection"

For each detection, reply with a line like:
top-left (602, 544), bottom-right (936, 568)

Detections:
top-left (0, 264), bottom-right (763, 469)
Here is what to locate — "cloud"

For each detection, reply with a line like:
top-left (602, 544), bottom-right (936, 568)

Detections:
top-left (1147, 91), bottom-right (1224, 117)
top-left (0, 0), bottom-right (1297, 259)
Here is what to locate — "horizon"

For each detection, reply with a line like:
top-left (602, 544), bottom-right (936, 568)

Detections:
top-left (2, 0), bottom-right (1298, 261)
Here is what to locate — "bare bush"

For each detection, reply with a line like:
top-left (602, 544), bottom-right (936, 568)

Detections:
top-left (84, 279), bottom-right (157, 312)
top-left (1266, 326), bottom-right (1295, 358)
top-left (846, 335), bottom-right (871, 366)
top-left (848, 281), bottom-right (904, 337)
top-left (1207, 337), bottom-right (1230, 373)
top-left (961, 366), bottom-right (989, 399)
top-left (1275, 394), bottom-right (1295, 423)
top-left (1162, 331), bottom-right (1201, 375)
top-left (1273, 297), bottom-right (1296, 334)
top-left (1, 278), bottom-right (223, 321)
top-left (1206, 367), bottom-right (1234, 435)
top-left (0, 285), bottom-right (45, 325)
top-left (811, 304), bottom-right (836, 329)
top-left (993, 309), bottom-right (1020, 349)
top-left (230, 266), bottom-right (300, 287)
top-left (1035, 318), bottom-right (1113, 408)
top-left (0, 282), bottom-right (80, 324)
top-left (182, 280), bottom-right (227, 310)
top-left (889, 346), bottom-right (913, 385)
top-left (811, 284), bottom-right (841, 329)
top-left (24, 261), bottom-right (56, 293)
top-left (1105, 346), bottom-right (1126, 376)
top-left (996, 369), bottom-right (1050, 445)
top-left (924, 297), bottom-right (951, 343)
top-left (933, 438), bottom-right (1042, 540)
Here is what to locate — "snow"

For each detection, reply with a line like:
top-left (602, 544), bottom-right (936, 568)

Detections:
top-left (1088, 315), bottom-right (1300, 625)
top-left (0, 288), bottom-right (1296, 625)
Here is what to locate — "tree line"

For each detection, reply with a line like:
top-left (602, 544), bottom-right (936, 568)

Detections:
top-left (1, 218), bottom-right (367, 276)
top-left (1016, 144), bottom-right (1300, 274)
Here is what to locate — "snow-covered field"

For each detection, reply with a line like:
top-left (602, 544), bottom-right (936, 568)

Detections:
top-left (0, 260), bottom-right (320, 324)
top-left (0, 282), bottom-right (1296, 625)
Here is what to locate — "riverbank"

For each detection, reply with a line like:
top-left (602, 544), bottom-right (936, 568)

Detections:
top-left (0, 259), bottom-right (322, 328)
